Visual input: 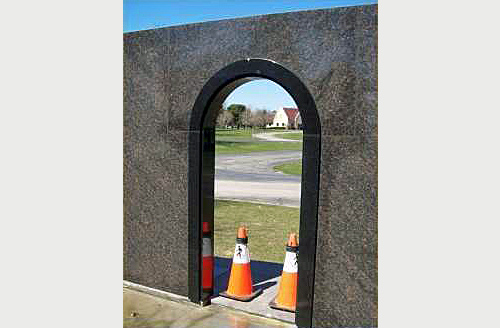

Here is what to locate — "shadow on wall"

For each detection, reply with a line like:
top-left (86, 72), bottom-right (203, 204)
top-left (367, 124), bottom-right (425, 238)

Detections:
top-left (213, 257), bottom-right (282, 295)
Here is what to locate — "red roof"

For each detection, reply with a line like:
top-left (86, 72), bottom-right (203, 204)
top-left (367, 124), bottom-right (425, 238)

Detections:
top-left (283, 108), bottom-right (300, 122)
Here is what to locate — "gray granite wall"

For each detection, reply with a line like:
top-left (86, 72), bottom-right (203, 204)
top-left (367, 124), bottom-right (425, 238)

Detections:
top-left (124, 4), bottom-right (377, 327)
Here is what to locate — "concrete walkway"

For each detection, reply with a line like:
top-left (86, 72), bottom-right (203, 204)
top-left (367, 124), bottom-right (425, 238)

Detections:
top-left (215, 180), bottom-right (300, 208)
top-left (124, 285), bottom-right (295, 328)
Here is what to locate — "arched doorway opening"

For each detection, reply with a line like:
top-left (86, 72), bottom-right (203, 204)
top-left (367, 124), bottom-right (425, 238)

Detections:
top-left (188, 59), bottom-right (321, 328)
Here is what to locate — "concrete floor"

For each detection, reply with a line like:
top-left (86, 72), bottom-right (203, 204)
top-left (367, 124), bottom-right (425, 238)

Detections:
top-left (124, 285), bottom-right (295, 328)
top-left (211, 257), bottom-right (295, 323)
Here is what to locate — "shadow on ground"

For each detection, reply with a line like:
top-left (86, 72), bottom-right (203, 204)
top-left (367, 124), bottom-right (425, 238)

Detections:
top-left (210, 257), bottom-right (295, 323)
top-left (213, 256), bottom-right (282, 295)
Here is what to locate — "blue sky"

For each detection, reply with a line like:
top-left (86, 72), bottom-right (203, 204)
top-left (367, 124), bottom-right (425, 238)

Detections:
top-left (124, 0), bottom-right (377, 32)
top-left (223, 80), bottom-right (297, 111)
top-left (124, 0), bottom-right (377, 110)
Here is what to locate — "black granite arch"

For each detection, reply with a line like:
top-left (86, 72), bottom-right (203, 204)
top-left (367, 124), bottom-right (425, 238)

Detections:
top-left (188, 58), bottom-right (321, 327)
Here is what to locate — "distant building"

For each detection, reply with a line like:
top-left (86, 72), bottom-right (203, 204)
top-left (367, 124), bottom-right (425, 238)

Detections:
top-left (268, 107), bottom-right (302, 129)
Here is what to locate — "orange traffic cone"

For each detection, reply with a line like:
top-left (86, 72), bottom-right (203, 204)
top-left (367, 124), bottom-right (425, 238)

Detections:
top-left (220, 226), bottom-right (262, 301)
top-left (202, 222), bottom-right (213, 294)
top-left (270, 233), bottom-right (299, 312)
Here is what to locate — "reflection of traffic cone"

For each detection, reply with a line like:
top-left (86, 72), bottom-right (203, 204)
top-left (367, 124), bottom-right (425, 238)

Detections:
top-left (270, 233), bottom-right (299, 312)
top-left (230, 316), bottom-right (249, 328)
top-left (220, 226), bottom-right (262, 301)
top-left (202, 222), bottom-right (213, 294)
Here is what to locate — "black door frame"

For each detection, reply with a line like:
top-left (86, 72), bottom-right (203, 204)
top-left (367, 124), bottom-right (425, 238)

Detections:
top-left (188, 59), bottom-right (321, 328)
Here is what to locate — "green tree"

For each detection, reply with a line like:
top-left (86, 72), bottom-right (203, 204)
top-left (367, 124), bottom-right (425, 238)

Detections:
top-left (226, 104), bottom-right (247, 128)
top-left (216, 110), bottom-right (234, 127)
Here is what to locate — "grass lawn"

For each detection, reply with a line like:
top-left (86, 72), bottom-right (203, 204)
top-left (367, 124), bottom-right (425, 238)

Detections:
top-left (273, 160), bottom-right (302, 175)
top-left (273, 132), bottom-right (303, 140)
top-left (215, 129), bottom-right (303, 154)
top-left (214, 200), bottom-right (299, 263)
top-left (215, 129), bottom-right (254, 144)
top-left (215, 128), bottom-right (254, 138)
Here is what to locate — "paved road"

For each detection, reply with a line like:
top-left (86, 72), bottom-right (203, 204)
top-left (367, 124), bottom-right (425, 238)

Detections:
top-left (215, 151), bottom-right (302, 207)
top-left (253, 131), bottom-right (302, 142)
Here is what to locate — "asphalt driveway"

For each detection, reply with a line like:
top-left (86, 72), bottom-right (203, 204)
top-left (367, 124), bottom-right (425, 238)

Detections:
top-left (215, 151), bottom-right (302, 207)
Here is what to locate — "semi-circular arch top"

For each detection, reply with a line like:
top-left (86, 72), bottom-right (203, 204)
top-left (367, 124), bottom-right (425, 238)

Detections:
top-left (189, 58), bottom-right (320, 135)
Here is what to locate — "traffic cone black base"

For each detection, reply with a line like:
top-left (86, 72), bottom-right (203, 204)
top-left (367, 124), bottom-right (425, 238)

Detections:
top-left (269, 296), bottom-right (296, 312)
top-left (219, 288), bottom-right (262, 302)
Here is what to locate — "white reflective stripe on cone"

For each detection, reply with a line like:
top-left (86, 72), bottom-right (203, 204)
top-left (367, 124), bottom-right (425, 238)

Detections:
top-left (202, 237), bottom-right (212, 256)
top-left (232, 243), bottom-right (250, 264)
top-left (283, 251), bottom-right (298, 273)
